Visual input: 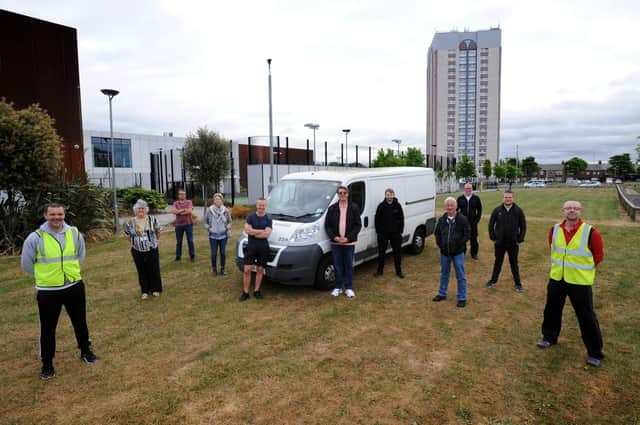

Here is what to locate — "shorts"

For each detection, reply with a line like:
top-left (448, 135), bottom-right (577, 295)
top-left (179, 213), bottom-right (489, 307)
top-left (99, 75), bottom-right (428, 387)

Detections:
top-left (244, 243), bottom-right (270, 267)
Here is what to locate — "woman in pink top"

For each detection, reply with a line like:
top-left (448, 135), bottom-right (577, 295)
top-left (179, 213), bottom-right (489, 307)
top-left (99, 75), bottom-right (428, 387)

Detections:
top-left (324, 186), bottom-right (362, 298)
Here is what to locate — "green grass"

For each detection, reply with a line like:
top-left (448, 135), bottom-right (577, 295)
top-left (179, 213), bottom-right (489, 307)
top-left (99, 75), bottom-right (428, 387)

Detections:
top-left (0, 187), bottom-right (638, 424)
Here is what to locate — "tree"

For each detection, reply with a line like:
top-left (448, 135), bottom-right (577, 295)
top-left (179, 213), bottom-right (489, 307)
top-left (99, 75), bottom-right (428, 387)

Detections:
top-left (494, 163), bottom-right (506, 182)
top-left (455, 155), bottom-right (475, 180)
top-left (636, 143), bottom-right (640, 173)
top-left (521, 156), bottom-right (540, 179)
top-left (563, 157), bottom-right (588, 177)
top-left (482, 159), bottom-right (492, 179)
top-left (0, 99), bottom-right (63, 196)
top-left (404, 147), bottom-right (425, 167)
top-left (607, 153), bottom-right (634, 177)
top-left (372, 148), bottom-right (404, 167)
top-left (505, 157), bottom-right (518, 167)
top-left (182, 128), bottom-right (230, 200)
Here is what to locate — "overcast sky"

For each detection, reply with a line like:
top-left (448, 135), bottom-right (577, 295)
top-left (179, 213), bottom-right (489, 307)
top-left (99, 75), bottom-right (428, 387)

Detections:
top-left (4, 0), bottom-right (640, 164)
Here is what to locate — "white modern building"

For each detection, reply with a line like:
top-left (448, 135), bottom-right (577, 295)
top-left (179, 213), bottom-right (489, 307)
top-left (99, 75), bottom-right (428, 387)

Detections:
top-left (84, 130), bottom-right (186, 188)
top-left (427, 28), bottom-right (502, 175)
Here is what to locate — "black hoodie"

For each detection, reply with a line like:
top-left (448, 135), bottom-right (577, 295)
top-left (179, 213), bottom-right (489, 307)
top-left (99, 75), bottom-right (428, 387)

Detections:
top-left (374, 198), bottom-right (405, 234)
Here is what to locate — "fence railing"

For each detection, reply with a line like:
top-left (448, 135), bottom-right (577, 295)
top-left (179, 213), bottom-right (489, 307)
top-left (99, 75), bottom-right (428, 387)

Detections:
top-left (616, 184), bottom-right (640, 221)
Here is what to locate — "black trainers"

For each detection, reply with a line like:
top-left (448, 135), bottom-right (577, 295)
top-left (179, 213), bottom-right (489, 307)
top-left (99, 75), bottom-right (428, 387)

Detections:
top-left (373, 270), bottom-right (383, 277)
top-left (212, 269), bottom-right (218, 277)
top-left (536, 339), bottom-right (554, 349)
top-left (432, 295), bottom-right (446, 302)
top-left (485, 280), bottom-right (497, 288)
top-left (396, 271), bottom-right (405, 279)
top-left (81, 350), bottom-right (97, 364)
top-left (40, 363), bottom-right (55, 380)
top-left (456, 300), bottom-right (466, 308)
top-left (515, 284), bottom-right (524, 293)
top-left (239, 292), bottom-right (250, 302)
top-left (190, 257), bottom-right (195, 262)
top-left (220, 269), bottom-right (227, 276)
top-left (253, 290), bottom-right (264, 300)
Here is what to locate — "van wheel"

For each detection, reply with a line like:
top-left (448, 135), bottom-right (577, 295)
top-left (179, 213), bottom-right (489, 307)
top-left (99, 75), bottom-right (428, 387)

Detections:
top-left (314, 255), bottom-right (336, 291)
top-left (408, 228), bottom-right (425, 255)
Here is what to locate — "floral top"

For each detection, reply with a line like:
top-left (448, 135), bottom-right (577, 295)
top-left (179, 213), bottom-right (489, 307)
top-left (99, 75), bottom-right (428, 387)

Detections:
top-left (124, 215), bottom-right (161, 252)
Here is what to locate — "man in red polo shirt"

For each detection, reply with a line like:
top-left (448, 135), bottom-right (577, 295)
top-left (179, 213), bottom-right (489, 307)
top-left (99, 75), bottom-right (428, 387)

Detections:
top-left (171, 190), bottom-right (195, 261)
top-left (536, 200), bottom-right (605, 367)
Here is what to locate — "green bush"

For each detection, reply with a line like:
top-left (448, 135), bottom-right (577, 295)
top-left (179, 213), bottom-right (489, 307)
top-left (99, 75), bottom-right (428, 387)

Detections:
top-left (118, 187), bottom-right (167, 213)
top-left (1, 182), bottom-right (113, 255)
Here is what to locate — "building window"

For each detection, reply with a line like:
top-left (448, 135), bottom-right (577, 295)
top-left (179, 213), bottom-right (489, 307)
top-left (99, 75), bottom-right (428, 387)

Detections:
top-left (480, 88), bottom-right (488, 93)
top-left (447, 118), bottom-right (455, 123)
top-left (480, 51), bottom-right (489, 56)
top-left (448, 89), bottom-right (456, 94)
top-left (91, 137), bottom-right (132, 168)
top-left (481, 59), bottom-right (488, 64)
top-left (448, 75), bottom-right (456, 80)
top-left (448, 82), bottom-right (456, 88)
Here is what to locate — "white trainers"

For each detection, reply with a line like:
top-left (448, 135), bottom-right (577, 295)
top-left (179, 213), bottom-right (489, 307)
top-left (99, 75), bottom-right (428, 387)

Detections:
top-left (152, 292), bottom-right (160, 297)
top-left (345, 289), bottom-right (356, 298)
top-left (141, 293), bottom-right (149, 300)
top-left (331, 288), bottom-right (342, 297)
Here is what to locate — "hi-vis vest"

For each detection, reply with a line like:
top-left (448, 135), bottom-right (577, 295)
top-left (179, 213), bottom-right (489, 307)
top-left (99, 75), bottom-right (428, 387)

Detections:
top-left (549, 222), bottom-right (595, 285)
top-left (34, 227), bottom-right (82, 287)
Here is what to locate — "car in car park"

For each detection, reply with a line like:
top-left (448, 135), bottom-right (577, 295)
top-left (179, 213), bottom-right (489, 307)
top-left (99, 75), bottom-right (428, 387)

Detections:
top-left (579, 181), bottom-right (601, 187)
top-left (524, 180), bottom-right (546, 188)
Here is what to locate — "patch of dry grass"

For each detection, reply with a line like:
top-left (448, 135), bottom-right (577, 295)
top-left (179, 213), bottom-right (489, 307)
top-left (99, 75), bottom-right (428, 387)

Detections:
top-left (0, 187), bottom-right (638, 424)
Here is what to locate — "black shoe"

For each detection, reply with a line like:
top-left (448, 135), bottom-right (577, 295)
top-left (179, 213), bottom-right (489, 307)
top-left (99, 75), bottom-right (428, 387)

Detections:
top-left (396, 272), bottom-right (405, 279)
top-left (515, 284), bottom-right (524, 293)
top-left (40, 363), bottom-right (55, 380)
top-left (374, 270), bottom-right (383, 277)
top-left (253, 290), bottom-right (264, 300)
top-left (485, 280), bottom-right (497, 288)
top-left (432, 295), bottom-right (446, 302)
top-left (220, 269), bottom-right (227, 276)
top-left (190, 257), bottom-right (195, 262)
top-left (239, 292), bottom-right (250, 302)
top-left (81, 350), bottom-right (97, 364)
top-left (172, 258), bottom-right (181, 262)
top-left (471, 255), bottom-right (479, 260)
top-left (212, 269), bottom-right (218, 277)
top-left (456, 300), bottom-right (466, 308)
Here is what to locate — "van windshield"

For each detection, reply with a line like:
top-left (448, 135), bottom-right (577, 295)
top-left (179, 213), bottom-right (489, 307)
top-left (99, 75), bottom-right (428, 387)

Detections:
top-left (267, 179), bottom-right (340, 222)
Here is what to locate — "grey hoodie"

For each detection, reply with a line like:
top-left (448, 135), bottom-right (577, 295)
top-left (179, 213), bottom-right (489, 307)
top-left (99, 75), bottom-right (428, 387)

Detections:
top-left (21, 222), bottom-right (86, 289)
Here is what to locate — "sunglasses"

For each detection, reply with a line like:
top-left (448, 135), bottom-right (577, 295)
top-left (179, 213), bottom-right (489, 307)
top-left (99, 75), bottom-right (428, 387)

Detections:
top-left (338, 191), bottom-right (348, 195)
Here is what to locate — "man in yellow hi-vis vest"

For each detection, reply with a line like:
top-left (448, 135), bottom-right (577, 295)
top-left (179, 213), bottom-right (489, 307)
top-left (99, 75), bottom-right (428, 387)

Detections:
top-left (21, 203), bottom-right (97, 380)
top-left (536, 200), bottom-right (605, 367)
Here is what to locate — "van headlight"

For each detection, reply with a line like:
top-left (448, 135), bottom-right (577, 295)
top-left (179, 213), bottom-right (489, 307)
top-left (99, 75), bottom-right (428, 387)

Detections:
top-left (289, 224), bottom-right (320, 243)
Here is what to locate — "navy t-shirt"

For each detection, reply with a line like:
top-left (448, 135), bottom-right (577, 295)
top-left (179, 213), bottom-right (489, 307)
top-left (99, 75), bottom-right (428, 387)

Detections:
top-left (246, 213), bottom-right (272, 246)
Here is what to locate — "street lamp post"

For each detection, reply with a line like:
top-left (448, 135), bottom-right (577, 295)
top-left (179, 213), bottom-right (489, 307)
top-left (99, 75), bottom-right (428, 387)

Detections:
top-left (392, 139), bottom-right (402, 156)
top-left (304, 123), bottom-right (319, 165)
top-left (267, 59), bottom-right (275, 192)
top-left (342, 129), bottom-right (351, 166)
top-left (101, 88), bottom-right (120, 233)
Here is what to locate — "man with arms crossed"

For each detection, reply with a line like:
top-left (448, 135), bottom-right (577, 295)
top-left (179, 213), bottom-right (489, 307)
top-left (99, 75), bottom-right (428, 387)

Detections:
top-left (457, 183), bottom-right (482, 260)
top-left (241, 197), bottom-right (272, 301)
top-left (536, 200), bottom-right (605, 367)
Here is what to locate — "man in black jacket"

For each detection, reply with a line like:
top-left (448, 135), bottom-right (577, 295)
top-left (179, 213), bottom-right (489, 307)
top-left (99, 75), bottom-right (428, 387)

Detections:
top-left (486, 190), bottom-right (527, 292)
top-left (457, 183), bottom-right (482, 260)
top-left (432, 197), bottom-right (471, 307)
top-left (374, 188), bottom-right (405, 278)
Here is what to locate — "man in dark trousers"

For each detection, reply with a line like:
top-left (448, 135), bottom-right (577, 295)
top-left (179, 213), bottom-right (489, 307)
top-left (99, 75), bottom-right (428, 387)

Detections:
top-left (457, 183), bottom-right (482, 260)
top-left (21, 203), bottom-right (97, 380)
top-left (374, 188), bottom-right (405, 278)
top-left (486, 190), bottom-right (527, 292)
top-left (432, 197), bottom-right (471, 307)
top-left (536, 200), bottom-right (605, 367)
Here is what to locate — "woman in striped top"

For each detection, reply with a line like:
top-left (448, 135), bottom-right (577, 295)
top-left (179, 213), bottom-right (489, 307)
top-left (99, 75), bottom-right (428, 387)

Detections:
top-left (124, 199), bottom-right (163, 300)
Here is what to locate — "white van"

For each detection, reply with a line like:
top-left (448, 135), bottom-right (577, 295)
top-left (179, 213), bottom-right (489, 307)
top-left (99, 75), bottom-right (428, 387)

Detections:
top-left (235, 167), bottom-right (436, 289)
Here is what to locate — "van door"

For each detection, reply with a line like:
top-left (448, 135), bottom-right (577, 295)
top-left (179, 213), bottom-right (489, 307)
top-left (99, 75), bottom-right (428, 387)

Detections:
top-left (348, 181), bottom-right (374, 264)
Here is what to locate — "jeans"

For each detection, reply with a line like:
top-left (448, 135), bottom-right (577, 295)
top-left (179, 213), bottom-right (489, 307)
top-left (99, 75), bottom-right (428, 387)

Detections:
top-left (332, 244), bottom-right (355, 290)
top-left (175, 224), bottom-right (195, 259)
top-left (376, 232), bottom-right (402, 274)
top-left (438, 252), bottom-right (467, 301)
top-left (209, 237), bottom-right (228, 271)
